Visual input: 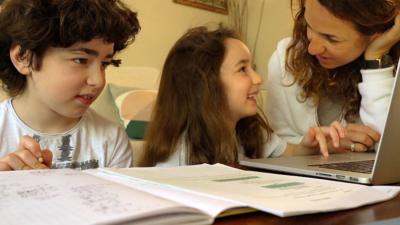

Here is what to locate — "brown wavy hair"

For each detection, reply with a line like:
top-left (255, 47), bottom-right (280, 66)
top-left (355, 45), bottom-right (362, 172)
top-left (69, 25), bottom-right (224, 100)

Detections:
top-left (139, 26), bottom-right (272, 166)
top-left (288, 0), bottom-right (400, 122)
top-left (0, 0), bottom-right (140, 97)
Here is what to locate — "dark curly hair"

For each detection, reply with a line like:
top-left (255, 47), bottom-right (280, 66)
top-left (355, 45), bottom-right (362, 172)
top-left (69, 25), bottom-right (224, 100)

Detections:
top-left (0, 0), bottom-right (140, 96)
top-left (287, 0), bottom-right (400, 122)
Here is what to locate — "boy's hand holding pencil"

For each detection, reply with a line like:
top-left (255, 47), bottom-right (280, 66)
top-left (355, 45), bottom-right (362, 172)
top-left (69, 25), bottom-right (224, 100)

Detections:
top-left (0, 135), bottom-right (52, 171)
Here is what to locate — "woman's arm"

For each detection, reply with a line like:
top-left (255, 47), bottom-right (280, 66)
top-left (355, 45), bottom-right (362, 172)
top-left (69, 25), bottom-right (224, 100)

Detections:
top-left (266, 38), bottom-right (306, 144)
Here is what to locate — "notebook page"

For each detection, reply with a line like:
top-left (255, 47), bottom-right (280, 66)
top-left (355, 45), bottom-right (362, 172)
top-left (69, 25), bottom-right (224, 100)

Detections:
top-left (93, 169), bottom-right (244, 218)
top-left (0, 169), bottom-right (205, 225)
top-left (103, 164), bottom-right (400, 217)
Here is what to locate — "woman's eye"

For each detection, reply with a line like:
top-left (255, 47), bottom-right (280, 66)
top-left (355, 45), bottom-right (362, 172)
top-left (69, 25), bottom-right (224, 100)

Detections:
top-left (73, 58), bottom-right (88, 64)
top-left (326, 36), bottom-right (339, 43)
top-left (239, 67), bottom-right (246, 72)
top-left (328, 39), bottom-right (338, 43)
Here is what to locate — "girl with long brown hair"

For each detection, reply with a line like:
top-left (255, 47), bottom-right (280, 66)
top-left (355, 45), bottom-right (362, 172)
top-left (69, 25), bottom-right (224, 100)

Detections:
top-left (267, 0), bottom-right (400, 155)
top-left (139, 26), bottom-right (344, 167)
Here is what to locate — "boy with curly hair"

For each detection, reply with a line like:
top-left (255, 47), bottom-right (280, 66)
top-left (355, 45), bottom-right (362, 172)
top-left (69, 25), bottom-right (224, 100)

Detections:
top-left (0, 0), bottom-right (140, 171)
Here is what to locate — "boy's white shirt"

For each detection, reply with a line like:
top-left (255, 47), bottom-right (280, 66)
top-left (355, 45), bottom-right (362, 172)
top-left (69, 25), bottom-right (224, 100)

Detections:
top-left (267, 37), bottom-right (394, 144)
top-left (0, 99), bottom-right (133, 169)
top-left (156, 132), bottom-right (286, 167)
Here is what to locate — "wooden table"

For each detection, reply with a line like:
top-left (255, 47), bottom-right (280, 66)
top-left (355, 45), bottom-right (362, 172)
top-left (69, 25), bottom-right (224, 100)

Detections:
top-left (214, 186), bottom-right (400, 225)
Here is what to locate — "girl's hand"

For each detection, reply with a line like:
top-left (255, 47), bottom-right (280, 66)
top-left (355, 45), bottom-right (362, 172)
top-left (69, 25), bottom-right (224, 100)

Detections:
top-left (0, 135), bottom-right (52, 171)
top-left (364, 12), bottom-right (400, 60)
top-left (301, 121), bottom-right (345, 157)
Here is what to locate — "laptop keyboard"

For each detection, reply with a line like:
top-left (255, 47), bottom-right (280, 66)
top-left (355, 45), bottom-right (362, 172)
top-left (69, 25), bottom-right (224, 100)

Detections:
top-left (309, 160), bottom-right (374, 174)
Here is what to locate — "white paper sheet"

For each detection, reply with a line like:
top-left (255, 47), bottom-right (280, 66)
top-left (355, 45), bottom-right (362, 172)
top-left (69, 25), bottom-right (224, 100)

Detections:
top-left (0, 169), bottom-right (209, 225)
top-left (104, 164), bottom-right (400, 217)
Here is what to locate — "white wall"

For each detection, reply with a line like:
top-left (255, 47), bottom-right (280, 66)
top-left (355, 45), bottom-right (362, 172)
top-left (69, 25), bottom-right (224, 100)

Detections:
top-left (246, 0), bottom-right (293, 80)
top-left (118, 0), bottom-right (293, 82)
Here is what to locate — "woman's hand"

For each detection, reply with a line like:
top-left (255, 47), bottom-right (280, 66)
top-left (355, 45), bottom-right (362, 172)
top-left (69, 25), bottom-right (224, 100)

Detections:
top-left (337, 123), bottom-right (381, 152)
top-left (364, 12), bottom-right (400, 60)
top-left (0, 135), bottom-right (52, 171)
top-left (301, 121), bottom-right (345, 157)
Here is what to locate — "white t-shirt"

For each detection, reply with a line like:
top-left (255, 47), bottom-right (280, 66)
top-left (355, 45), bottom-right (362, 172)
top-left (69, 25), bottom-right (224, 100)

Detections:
top-left (156, 132), bottom-right (286, 167)
top-left (0, 99), bottom-right (133, 169)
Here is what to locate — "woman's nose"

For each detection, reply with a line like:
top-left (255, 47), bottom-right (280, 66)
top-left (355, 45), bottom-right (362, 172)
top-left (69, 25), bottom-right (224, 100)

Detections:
top-left (308, 37), bottom-right (326, 56)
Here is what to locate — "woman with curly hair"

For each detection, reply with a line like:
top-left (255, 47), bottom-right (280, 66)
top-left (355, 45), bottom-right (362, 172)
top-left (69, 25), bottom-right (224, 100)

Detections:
top-left (267, 0), bottom-right (400, 156)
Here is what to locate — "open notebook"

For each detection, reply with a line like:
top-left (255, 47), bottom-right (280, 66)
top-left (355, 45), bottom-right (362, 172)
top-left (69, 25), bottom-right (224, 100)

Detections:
top-left (1, 164), bottom-right (399, 225)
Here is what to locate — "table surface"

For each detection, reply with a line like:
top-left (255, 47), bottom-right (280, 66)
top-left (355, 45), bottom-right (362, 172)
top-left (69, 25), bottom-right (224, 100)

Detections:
top-left (213, 180), bottom-right (400, 225)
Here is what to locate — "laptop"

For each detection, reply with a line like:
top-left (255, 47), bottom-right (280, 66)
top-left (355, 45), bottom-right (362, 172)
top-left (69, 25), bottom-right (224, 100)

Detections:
top-left (240, 63), bottom-right (400, 185)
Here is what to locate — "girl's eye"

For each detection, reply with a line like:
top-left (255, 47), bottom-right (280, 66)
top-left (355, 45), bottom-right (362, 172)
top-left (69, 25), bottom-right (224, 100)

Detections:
top-left (73, 58), bottom-right (88, 64)
top-left (239, 67), bottom-right (246, 73)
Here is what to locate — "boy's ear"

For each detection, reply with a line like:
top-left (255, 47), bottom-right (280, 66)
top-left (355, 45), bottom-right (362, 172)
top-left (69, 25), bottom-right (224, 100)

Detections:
top-left (9, 44), bottom-right (32, 76)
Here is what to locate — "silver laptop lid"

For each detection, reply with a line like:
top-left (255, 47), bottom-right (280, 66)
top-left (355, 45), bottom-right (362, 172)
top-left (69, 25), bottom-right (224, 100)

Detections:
top-left (371, 63), bottom-right (400, 184)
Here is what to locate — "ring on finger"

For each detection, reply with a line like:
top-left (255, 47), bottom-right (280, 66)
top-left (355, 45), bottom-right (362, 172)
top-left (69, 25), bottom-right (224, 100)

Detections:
top-left (350, 143), bottom-right (356, 152)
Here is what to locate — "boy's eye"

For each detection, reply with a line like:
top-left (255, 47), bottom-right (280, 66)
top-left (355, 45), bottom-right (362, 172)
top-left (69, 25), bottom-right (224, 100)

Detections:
top-left (110, 59), bottom-right (122, 67)
top-left (102, 61), bottom-right (112, 69)
top-left (73, 58), bottom-right (88, 64)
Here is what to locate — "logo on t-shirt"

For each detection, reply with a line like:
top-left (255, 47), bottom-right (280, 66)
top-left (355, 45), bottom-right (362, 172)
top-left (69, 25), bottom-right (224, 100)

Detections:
top-left (34, 134), bottom-right (99, 170)
top-left (58, 135), bottom-right (73, 161)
